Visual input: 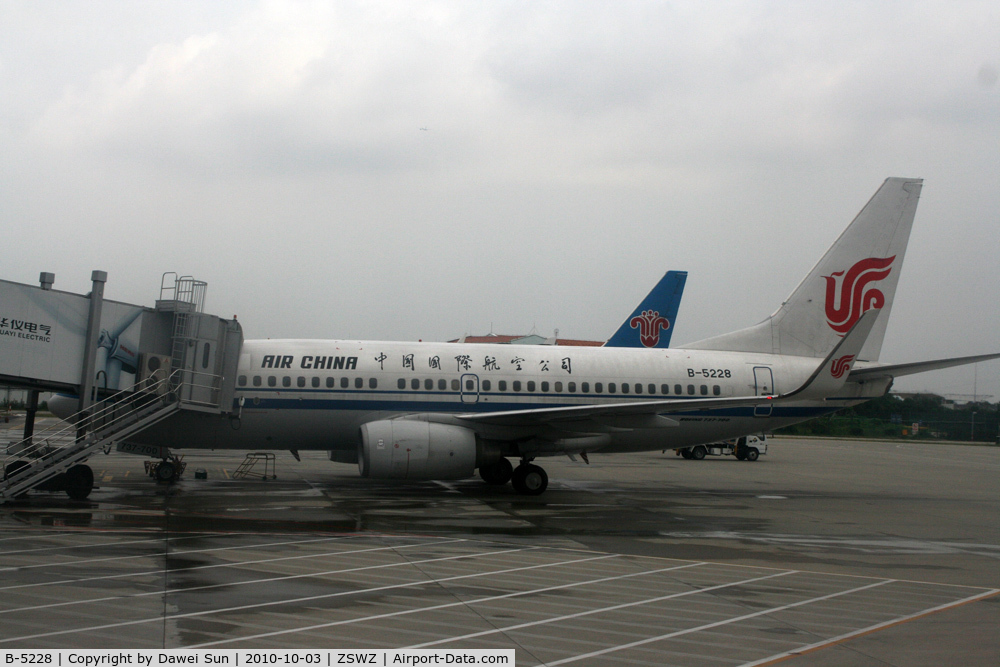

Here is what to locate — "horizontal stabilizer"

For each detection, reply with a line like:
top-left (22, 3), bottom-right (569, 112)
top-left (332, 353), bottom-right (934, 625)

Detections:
top-left (779, 308), bottom-right (881, 401)
top-left (849, 352), bottom-right (1000, 381)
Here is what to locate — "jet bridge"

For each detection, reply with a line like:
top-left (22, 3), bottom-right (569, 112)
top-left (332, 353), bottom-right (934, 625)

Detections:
top-left (0, 271), bottom-right (242, 501)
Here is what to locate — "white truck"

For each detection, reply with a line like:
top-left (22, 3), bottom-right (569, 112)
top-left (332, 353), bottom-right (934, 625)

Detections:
top-left (676, 434), bottom-right (767, 461)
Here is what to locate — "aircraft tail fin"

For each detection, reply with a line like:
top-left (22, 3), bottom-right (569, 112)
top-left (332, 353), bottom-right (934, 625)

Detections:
top-left (686, 177), bottom-right (922, 361)
top-left (604, 271), bottom-right (687, 348)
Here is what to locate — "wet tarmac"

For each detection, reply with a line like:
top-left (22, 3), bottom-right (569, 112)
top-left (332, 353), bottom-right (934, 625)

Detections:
top-left (1, 424), bottom-right (998, 665)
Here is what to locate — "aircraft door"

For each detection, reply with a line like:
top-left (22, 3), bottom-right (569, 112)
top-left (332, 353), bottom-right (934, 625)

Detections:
top-left (753, 366), bottom-right (774, 417)
top-left (460, 374), bottom-right (480, 403)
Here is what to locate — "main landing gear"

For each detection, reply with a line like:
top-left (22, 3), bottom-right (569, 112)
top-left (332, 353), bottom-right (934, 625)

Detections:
top-left (479, 457), bottom-right (548, 495)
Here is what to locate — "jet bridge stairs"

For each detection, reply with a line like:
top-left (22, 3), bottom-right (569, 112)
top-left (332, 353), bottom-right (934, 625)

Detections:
top-left (0, 371), bottom-right (211, 501)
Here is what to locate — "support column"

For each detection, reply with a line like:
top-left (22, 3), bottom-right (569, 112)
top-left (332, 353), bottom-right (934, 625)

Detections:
top-left (78, 271), bottom-right (108, 421)
top-left (19, 390), bottom-right (39, 450)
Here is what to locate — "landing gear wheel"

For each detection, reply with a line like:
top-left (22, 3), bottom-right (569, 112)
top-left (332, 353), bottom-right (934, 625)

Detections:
top-left (512, 463), bottom-right (548, 495)
top-left (65, 464), bottom-right (94, 500)
top-left (479, 458), bottom-right (514, 485)
top-left (155, 460), bottom-right (177, 483)
top-left (745, 447), bottom-right (760, 462)
top-left (690, 445), bottom-right (707, 461)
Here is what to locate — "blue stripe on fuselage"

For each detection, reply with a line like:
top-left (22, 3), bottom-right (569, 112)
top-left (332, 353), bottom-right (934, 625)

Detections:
top-left (234, 389), bottom-right (837, 418)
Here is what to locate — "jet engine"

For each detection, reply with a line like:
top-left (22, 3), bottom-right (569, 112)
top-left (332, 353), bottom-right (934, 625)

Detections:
top-left (358, 420), bottom-right (479, 481)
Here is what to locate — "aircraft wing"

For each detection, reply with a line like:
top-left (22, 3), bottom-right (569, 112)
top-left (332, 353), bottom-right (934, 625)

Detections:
top-left (849, 353), bottom-right (1000, 381)
top-left (461, 310), bottom-right (881, 428)
top-left (458, 393), bottom-right (775, 427)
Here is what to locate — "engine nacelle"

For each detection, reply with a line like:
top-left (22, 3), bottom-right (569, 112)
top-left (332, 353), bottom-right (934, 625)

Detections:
top-left (358, 420), bottom-right (478, 480)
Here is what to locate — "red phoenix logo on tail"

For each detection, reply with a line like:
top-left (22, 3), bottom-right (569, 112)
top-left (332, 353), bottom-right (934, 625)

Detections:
top-left (830, 354), bottom-right (855, 379)
top-left (824, 256), bottom-right (895, 335)
top-left (630, 310), bottom-right (670, 348)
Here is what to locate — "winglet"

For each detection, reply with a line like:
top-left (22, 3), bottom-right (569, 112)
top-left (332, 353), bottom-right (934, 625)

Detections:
top-left (782, 308), bottom-right (882, 401)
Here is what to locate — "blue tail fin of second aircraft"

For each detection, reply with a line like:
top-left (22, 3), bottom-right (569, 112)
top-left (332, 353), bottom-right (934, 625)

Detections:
top-left (604, 271), bottom-right (687, 349)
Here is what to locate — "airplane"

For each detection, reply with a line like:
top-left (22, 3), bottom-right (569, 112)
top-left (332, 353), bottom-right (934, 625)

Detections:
top-left (605, 270), bottom-right (687, 348)
top-left (47, 178), bottom-right (999, 496)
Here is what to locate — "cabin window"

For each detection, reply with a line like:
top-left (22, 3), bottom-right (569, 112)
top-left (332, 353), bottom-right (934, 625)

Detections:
top-left (513, 380), bottom-right (522, 392)
top-left (568, 382), bottom-right (576, 393)
top-left (411, 378), bottom-right (420, 390)
top-left (541, 381), bottom-right (549, 392)
top-left (499, 380), bottom-right (507, 391)
top-left (700, 384), bottom-right (708, 395)
top-left (621, 383), bottom-right (629, 394)
top-left (238, 375), bottom-right (247, 387)
top-left (661, 384), bottom-right (670, 394)
top-left (355, 377), bottom-right (363, 389)
top-left (595, 382), bottom-right (603, 393)
top-left (252, 376), bottom-right (262, 387)
top-left (527, 381), bottom-right (536, 392)
top-left (582, 382), bottom-right (590, 393)
top-left (327, 377), bottom-right (335, 388)
top-left (555, 381), bottom-right (563, 392)
top-left (282, 376), bottom-right (291, 388)
top-left (466, 379), bottom-right (476, 391)
top-left (675, 384), bottom-right (683, 394)
top-left (312, 377), bottom-right (320, 388)
top-left (687, 384), bottom-right (695, 395)
top-left (297, 377), bottom-right (306, 388)
top-left (424, 379), bottom-right (433, 390)
top-left (713, 384), bottom-right (721, 396)
top-left (438, 379), bottom-right (447, 390)
top-left (398, 378), bottom-right (406, 390)
top-left (608, 383), bottom-right (617, 394)
top-left (341, 377), bottom-right (349, 389)
top-left (634, 383), bottom-right (642, 394)
top-left (267, 376), bottom-right (276, 387)
top-left (483, 380), bottom-right (492, 391)
top-left (369, 378), bottom-right (378, 389)
top-left (648, 384), bottom-right (656, 394)
top-left (451, 379), bottom-right (460, 391)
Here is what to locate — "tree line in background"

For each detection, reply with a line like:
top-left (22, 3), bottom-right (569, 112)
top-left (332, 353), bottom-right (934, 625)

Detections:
top-left (776, 393), bottom-right (1000, 443)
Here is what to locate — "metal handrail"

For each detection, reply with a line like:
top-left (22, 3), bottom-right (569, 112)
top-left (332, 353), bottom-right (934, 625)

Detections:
top-left (2, 371), bottom-right (181, 473)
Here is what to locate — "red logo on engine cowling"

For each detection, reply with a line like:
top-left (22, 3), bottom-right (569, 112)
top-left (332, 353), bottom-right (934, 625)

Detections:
top-left (830, 354), bottom-right (855, 379)
top-left (824, 256), bottom-right (894, 335)
top-left (630, 310), bottom-right (670, 348)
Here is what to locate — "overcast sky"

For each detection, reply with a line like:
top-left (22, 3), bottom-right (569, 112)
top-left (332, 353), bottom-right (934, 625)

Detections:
top-left (2, 1), bottom-right (998, 399)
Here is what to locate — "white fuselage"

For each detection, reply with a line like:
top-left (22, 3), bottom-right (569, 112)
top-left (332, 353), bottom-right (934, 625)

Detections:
top-left (134, 338), bottom-right (886, 457)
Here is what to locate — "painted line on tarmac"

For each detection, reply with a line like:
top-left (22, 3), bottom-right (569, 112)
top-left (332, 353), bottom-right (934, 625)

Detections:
top-left (1, 549), bottom-right (616, 644)
top-left (543, 578), bottom-right (892, 666)
top-left (742, 588), bottom-right (1000, 667)
top-left (0, 535), bottom-right (464, 591)
top-left (0, 537), bottom-right (477, 614)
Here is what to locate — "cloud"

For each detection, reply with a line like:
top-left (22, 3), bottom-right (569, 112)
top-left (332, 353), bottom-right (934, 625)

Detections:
top-left (2, 1), bottom-right (998, 395)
